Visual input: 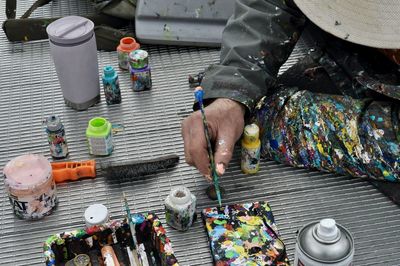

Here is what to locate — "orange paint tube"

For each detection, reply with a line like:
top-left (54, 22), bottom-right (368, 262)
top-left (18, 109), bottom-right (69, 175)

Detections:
top-left (101, 245), bottom-right (120, 266)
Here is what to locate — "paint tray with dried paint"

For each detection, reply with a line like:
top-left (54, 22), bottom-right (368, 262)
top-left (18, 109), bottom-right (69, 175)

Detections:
top-left (43, 213), bottom-right (178, 266)
top-left (202, 201), bottom-right (289, 265)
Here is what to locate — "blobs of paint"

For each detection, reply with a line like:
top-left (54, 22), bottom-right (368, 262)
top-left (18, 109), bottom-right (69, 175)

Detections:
top-left (211, 225), bottom-right (227, 239)
top-left (377, 117), bottom-right (384, 122)
top-left (225, 249), bottom-right (239, 259)
top-left (269, 139), bottom-right (279, 149)
top-left (214, 219), bottom-right (227, 225)
top-left (383, 170), bottom-right (390, 177)
top-left (370, 115), bottom-right (376, 121)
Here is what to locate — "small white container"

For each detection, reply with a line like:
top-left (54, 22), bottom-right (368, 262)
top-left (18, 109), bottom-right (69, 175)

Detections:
top-left (84, 204), bottom-right (110, 227)
top-left (165, 186), bottom-right (196, 231)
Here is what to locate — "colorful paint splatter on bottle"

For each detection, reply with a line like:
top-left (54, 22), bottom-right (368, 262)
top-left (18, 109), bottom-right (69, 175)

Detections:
top-left (117, 37), bottom-right (140, 70)
top-left (241, 123), bottom-right (261, 174)
top-left (102, 66), bottom-right (121, 105)
top-left (129, 49), bottom-right (152, 91)
top-left (44, 115), bottom-right (69, 159)
top-left (165, 186), bottom-right (196, 231)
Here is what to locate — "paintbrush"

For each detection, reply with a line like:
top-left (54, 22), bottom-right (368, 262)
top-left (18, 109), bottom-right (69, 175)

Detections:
top-left (122, 192), bottom-right (142, 266)
top-left (194, 87), bottom-right (222, 207)
top-left (51, 155), bottom-right (179, 183)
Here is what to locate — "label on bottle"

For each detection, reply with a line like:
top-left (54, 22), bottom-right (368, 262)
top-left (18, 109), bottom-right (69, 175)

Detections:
top-left (118, 50), bottom-right (130, 70)
top-left (47, 128), bottom-right (69, 159)
top-left (241, 146), bottom-right (261, 174)
top-left (103, 78), bottom-right (121, 105)
top-left (131, 67), bottom-right (152, 91)
top-left (88, 132), bottom-right (113, 156)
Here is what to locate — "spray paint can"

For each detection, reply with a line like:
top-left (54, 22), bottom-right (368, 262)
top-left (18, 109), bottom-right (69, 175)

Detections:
top-left (129, 49), bottom-right (152, 91)
top-left (241, 123), bottom-right (261, 174)
top-left (3, 154), bottom-right (58, 220)
top-left (294, 218), bottom-right (354, 266)
top-left (117, 37), bottom-right (140, 70)
top-left (165, 186), bottom-right (197, 231)
top-left (86, 117), bottom-right (113, 156)
top-left (102, 66), bottom-right (122, 105)
top-left (44, 115), bottom-right (69, 159)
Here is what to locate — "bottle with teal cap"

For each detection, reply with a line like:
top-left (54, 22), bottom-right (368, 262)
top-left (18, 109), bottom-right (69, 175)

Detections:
top-left (102, 66), bottom-right (121, 105)
top-left (86, 117), bottom-right (113, 156)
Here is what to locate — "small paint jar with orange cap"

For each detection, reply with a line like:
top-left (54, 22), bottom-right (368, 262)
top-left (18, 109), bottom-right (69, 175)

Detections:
top-left (117, 37), bottom-right (140, 70)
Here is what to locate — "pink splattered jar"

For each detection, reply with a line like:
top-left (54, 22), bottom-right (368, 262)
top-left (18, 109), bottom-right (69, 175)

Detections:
top-left (3, 154), bottom-right (58, 220)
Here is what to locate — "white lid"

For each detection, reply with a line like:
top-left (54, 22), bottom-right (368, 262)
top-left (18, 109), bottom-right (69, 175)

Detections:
top-left (46, 16), bottom-right (94, 45)
top-left (169, 186), bottom-right (192, 205)
top-left (84, 204), bottom-right (109, 226)
top-left (316, 218), bottom-right (339, 241)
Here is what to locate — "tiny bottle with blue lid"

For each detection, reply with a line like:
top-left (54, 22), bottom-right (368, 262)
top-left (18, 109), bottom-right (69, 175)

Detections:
top-left (102, 66), bottom-right (121, 105)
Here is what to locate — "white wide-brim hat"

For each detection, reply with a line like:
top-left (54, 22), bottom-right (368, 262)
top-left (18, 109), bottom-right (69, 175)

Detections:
top-left (293, 0), bottom-right (400, 49)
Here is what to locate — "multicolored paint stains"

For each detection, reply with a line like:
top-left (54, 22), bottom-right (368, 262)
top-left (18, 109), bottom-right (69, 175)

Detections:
top-left (4, 154), bottom-right (58, 220)
top-left (44, 213), bottom-right (179, 266)
top-left (202, 202), bottom-right (288, 266)
top-left (165, 186), bottom-right (197, 231)
top-left (44, 115), bottom-right (69, 159)
top-left (255, 88), bottom-right (400, 181)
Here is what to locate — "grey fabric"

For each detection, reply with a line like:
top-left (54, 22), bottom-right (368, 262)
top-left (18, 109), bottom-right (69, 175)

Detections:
top-left (201, 0), bottom-right (305, 112)
top-left (91, 0), bottom-right (136, 20)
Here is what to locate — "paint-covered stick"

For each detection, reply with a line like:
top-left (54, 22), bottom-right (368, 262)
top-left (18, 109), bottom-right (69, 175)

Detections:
top-left (194, 87), bottom-right (222, 207)
top-left (122, 193), bottom-right (141, 266)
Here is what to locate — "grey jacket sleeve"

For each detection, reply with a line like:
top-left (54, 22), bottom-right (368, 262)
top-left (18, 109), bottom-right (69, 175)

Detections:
top-left (200, 0), bottom-right (305, 112)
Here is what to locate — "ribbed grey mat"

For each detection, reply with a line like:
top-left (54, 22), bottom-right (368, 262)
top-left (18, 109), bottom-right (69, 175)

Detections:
top-left (1, 1), bottom-right (400, 265)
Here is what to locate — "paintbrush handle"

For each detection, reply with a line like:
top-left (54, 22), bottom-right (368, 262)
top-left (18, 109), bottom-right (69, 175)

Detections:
top-left (195, 88), bottom-right (222, 206)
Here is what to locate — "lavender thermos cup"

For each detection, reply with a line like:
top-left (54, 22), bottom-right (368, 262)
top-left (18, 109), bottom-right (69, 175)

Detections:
top-left (47, 16), bottom-right (100, 111)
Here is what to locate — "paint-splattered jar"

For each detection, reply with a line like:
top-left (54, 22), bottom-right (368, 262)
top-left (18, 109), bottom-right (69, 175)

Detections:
top-left (165, 186), bottom-right (196, 231)
top-left (86, 117), bottom-right (113, 156)
top-left (44, 115), bottom-right (69, 159)
top-left (129, 49), bottom-right (152, 91)
top-left (117, 37), bottom-right (140, 70)
top-left (3, 154), bottom-right (58, 220)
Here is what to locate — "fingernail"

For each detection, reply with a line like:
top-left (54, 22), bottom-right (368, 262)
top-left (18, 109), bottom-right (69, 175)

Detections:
top-left (205, 174), bottom-right (212, 182)
top-left (216, 163), bottom-right (225, 176)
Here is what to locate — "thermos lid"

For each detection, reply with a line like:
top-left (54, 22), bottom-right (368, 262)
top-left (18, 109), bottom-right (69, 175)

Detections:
top-left (298, 219), bottom-right (354, 263)
top-left (45, 115), bottom-right (62, 131)
top-left (84, 204), bottom-right (109, 227)
top-left (46, 16), bottom-right (94, 45)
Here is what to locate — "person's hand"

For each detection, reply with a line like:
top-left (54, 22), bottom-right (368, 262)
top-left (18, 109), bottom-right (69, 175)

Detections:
top-left (181, 98), bottom-right (245, 181)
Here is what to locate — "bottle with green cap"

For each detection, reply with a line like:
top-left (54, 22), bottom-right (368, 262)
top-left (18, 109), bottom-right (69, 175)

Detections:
top-left (102, 66), bottom-right (121, 105)
top-left (241, 123), bottom-right (261, 174)
top-left (86, 117), bottom-right (113, 156)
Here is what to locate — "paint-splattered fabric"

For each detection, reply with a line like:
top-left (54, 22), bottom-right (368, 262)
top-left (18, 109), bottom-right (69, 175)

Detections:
top-left (202, 201), bottom-right (288, 266)
top-left (255, 89), bottom-right (400, 181)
